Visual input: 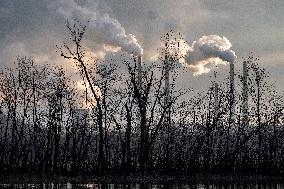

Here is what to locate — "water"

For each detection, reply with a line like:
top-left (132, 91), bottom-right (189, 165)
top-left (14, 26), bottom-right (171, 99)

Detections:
top-left (0, 182), bottom-right (283, 189)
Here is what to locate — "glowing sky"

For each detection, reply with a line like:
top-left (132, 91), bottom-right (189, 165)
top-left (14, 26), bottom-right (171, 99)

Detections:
top-left (0, 0), bottom-right (283, 92)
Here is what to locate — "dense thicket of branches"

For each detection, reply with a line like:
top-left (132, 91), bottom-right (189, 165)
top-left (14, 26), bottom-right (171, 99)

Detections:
top-left (0, 23), bottom-right (283, 177)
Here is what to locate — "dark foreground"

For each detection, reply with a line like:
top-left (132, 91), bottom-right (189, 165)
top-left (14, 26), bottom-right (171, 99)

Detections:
top-left (0, 182), bottom-right (283, 189)
top-left (0, 176), bottom-right (283, 189)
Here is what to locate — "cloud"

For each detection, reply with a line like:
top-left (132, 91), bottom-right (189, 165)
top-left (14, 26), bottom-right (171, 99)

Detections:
top-left (102, 0), bottom-right (210, 57)
top-left (0, 0), bottom-right (283, 92)
top-left (0, 42), bottom-right (29, 67)
top-left (55, 0), bottom-right (143, 55)
top-left (183, 35), bottom-right (237, 75)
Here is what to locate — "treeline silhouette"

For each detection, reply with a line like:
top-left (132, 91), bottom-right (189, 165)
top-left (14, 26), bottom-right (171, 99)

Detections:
top-left (0, 23), bottom-right (283, 177)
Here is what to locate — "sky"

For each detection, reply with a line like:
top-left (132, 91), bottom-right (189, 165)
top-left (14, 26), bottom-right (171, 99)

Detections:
top-left (0, 0), bottom-right (283, 93)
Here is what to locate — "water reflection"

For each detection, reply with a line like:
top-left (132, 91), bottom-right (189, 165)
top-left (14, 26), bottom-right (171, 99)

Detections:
top-left (0, 182), bottom-right (283, 189)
